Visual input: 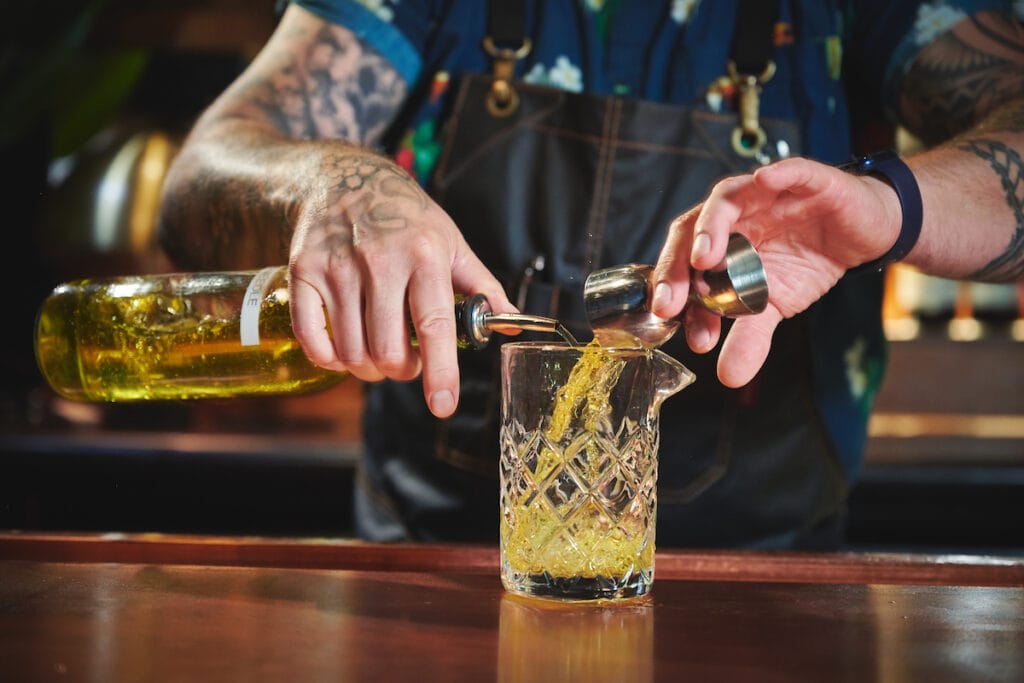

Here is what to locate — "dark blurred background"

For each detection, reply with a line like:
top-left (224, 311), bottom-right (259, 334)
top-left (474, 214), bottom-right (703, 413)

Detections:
top-left (2, 0), bottom-right (277, 422)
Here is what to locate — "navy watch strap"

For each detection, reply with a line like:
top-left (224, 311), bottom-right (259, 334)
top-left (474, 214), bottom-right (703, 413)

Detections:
top-left (839, 151), bottom-right (923, 274)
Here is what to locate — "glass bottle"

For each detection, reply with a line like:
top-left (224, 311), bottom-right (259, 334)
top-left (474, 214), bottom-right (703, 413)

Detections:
top-left (35, 266), bottom-right (497, 402)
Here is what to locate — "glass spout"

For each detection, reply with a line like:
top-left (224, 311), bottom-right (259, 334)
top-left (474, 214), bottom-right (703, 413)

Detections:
top-left (650, 349), bottom-right (695, 408)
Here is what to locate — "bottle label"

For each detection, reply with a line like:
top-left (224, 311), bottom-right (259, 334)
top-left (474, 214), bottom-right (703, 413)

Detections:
top-left (240, 267), bottom-right (281, 346)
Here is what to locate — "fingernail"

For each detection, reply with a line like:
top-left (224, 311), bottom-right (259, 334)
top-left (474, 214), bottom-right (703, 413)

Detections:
top-left (689, 325), bottom-right (711, 352)
top-left (430, 390), bottom-right (455, 417)
top-left (691, 233), bottom-right (711, 263)
top-left (652, 282), bottom-right (672, 313)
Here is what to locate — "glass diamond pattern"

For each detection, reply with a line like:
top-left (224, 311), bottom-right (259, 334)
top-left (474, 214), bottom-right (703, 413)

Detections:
top-left (542, 465), bottom-right (586, 522)
top-left (514, 427), bottom-right (541, 476)
top-left (595, 466), bottom-right (638, 518)
top-left (616, 424), bottom-right (655, 479)
top-left (563, 432), bottom-right (613, 488)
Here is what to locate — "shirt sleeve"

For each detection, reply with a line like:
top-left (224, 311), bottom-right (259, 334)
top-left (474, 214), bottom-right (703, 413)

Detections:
top-left (289, 0), bottom-right (438, 86)
top-left (845, 0), bottom-right (1015, 120)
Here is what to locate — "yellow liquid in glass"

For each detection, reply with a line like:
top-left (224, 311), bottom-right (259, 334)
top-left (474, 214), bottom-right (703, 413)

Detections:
top-left (503, 341), bottom-right (654, 585)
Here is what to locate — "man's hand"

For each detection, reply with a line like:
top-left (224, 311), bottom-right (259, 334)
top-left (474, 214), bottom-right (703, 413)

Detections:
top-left (650, 156), bottom-right (902, 387)
top-left (288, 148), bottom-right (514, 419)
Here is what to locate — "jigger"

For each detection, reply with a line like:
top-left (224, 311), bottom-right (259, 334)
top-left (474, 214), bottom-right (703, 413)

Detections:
top-left (584, 233), bottom-right (769, 348)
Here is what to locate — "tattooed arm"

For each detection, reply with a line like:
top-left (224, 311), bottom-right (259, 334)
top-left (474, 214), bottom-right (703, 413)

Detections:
top-left (157, 4), bottom-right (513, 417)
top-left (894, 10), bottom-right (1024, 281)
top-left (649, 10), bottom-right (1024, 388)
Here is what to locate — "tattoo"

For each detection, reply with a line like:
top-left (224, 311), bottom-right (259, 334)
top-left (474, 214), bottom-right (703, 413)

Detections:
top-left (159, 10), bottom-right (417, 270)
top-left (159, 167), bottom-right (297, 269)
top-left (317, 153), bottom-right (430, 252)
top-left (899, 12), bottom-right (1024, 145)
top-left (957, 138), bottom-right (1024, 281)
top-left (248, 24), bottom-right (407, 145)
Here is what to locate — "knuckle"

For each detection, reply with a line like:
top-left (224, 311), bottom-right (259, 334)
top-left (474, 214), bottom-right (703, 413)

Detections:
top-left (414, 309), bottom-right (456, 339)
top-left (360, 247), bottom-right (393, 274)
top-left (336, 349), bottom-right (369, 370)
top-left (407, 233), bottom-right (445, 264)
top-left (374, 348), bottom-right (409, 372)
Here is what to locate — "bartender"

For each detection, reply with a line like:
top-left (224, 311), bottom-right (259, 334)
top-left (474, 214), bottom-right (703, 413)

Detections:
top-left (157, 1), bottom-right (1024, 548)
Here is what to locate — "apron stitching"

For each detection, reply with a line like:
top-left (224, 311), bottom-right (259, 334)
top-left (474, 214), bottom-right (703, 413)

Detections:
top-left (598, 97), bottom-right (622, 266)
top-left (432, 77), bottom-right (566, 188)
top-left (526, 110), bottom-right (797, 157)
top-left (540, 131), bottom-right (716, 157)
top-left (430, 76), bottom-right (473, 188)
top-left (583, 97), bottom-right (613, 271)
top-left (615, 136), bottom-right (724, 156)
top-left (692, 112), bottom-right (743, 173)
top-left (584, 97), bottom-right (621, 271)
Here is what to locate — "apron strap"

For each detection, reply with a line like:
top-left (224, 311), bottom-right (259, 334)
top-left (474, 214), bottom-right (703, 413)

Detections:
top-left (487, 0), bottom-right (527, 51)
top-left (730, 0), bottom-right (781, 76)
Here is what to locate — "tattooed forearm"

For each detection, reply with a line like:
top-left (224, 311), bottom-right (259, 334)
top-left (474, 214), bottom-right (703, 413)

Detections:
top-left (158, 7), bottom-right (416, 270)
top-left (956, 138), bottom-right (1024, 281)
top-left (240, 24), bottom-right (407, 146)
top-left (162, 101), bottom-right (417, 270)
top-left (159, 159), bottom-right (302, 269)
top-left (899, 12), bottom-right (1024, 145)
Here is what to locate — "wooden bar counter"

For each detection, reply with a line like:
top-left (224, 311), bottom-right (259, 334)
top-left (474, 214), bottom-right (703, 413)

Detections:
top-left (1, 533), bottom-right (1022, 682)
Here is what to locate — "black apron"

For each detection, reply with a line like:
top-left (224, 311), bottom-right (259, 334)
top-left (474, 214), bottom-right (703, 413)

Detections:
top-left (357, 3), bottom-right (848, 550)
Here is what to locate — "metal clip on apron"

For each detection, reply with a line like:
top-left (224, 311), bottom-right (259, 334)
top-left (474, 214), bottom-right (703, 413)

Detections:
top-left (727, 0), bottom-right (780, 159)
top-left (481, 0), bottom-right (532, 117)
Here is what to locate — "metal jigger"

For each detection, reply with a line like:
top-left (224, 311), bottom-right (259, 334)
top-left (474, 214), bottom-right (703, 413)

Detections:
top-left (584, 233), bottom-right (769, 348)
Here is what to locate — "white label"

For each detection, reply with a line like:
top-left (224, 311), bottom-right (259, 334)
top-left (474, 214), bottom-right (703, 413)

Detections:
top-left (240, 267), bottom-right (281, 347)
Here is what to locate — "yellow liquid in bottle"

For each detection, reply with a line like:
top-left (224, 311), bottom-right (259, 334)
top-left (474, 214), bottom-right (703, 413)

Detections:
top-left (503, 341), bottom-right (655, 585)
top-left (35, 268), bottom-right (344, 402)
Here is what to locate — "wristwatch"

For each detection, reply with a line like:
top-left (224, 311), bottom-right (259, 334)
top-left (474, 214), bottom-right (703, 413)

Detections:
top-left (838, 150), bottom-right (923, 273)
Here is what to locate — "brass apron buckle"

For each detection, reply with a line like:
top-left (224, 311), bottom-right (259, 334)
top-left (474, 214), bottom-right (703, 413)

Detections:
top-left (482, 36), bottom-right (532, 117)
top-left (726, 59), bottom-right (776, 159)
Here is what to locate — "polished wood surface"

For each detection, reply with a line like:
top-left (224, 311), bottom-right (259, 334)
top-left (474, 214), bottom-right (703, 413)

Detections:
top-left (3, 532), bottom-right (1024, 586)
top-left (1, 534), bottom-right (1022, 682)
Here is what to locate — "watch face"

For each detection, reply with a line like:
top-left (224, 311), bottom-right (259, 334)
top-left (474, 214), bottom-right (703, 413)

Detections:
top-left (838, 150), bottom-right (898, 174)
top-left (860, 150), bottom-right (899, 172)
top-left (842, 151), bottom-right (922, 272)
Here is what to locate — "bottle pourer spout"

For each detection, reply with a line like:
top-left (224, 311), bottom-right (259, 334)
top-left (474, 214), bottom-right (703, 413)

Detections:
top-left (457, 294), bottom-right (580, 348)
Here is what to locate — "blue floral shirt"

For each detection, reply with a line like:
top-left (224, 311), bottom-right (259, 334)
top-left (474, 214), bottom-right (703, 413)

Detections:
top-left (290, 0), bottom-right (1010, 480)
